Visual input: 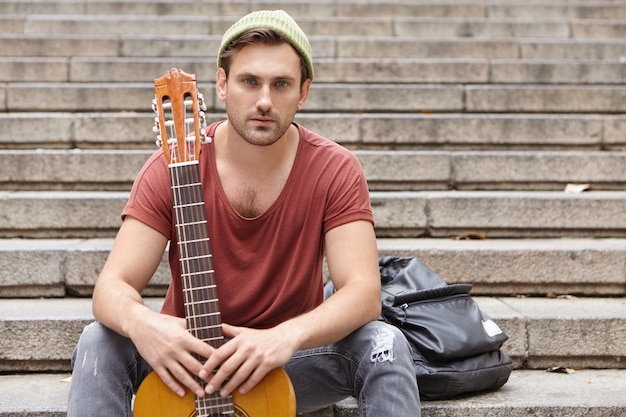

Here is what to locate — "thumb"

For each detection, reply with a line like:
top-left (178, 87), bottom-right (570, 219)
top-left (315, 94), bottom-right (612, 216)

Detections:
top-left (221, 323), bottom-right (242, 338)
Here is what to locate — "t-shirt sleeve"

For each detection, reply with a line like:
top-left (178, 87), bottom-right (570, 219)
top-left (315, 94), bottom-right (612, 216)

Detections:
top-left (121, 150), bottom-right (173, 239)
top-left (323, 150), bottom-right (374, 234)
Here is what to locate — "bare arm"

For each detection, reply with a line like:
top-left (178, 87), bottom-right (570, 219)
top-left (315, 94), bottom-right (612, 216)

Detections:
top-left (281, 219), bottom-right (381, 348)
top-left (200, 220), bottom-right (381, 396)
top-left (93, 216), bottom-right (213, 398)
top-left (92, 217), bottom-right (166, 332)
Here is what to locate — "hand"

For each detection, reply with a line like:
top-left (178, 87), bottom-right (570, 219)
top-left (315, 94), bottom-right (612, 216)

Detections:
top-left (128, 309), bottom-right (214, 398)
top-left (199, 323), bottom-right (298, 397)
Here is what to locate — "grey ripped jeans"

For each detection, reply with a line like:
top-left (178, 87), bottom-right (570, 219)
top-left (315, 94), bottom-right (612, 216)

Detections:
top-left (67, 320), bottom-right (421, 417)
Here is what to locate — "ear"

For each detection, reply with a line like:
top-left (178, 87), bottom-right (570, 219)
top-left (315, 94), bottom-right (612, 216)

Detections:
top-left (216, 67), bottom-right (227, 102)
top-left (297, 78), bottom-right (312, 110)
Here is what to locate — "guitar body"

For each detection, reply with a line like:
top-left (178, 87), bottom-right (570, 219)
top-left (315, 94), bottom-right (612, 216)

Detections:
top-left (134, 368), bottom-right (296, 417)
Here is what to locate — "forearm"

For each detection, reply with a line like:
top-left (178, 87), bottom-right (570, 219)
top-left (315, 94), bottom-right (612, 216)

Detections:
top-left (91, 217), bottom-right (169, 338)
top-left (92, 275), bottom-right (155, 338)
top-left (279, 220), bottom-right (382, 351)
top-left (276, 277), bottom-right (381, 352)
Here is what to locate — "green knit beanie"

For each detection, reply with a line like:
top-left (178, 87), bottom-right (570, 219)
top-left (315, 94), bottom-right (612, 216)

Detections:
top-left (217, 10), bottom-right (314, 80)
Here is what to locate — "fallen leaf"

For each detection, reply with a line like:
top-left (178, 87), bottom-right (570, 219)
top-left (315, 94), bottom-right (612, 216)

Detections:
top-left (546, 366), bottom-right (575, 374)
top-left (452, 233), bottom-right (487, 240)
top-left (564, 183), bottom-right (591, 193)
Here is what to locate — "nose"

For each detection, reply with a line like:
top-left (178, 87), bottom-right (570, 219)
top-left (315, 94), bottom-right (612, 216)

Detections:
top-left (256, 84), bottom-right (272, 112)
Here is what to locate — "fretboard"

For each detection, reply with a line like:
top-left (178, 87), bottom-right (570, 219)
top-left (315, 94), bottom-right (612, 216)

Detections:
top-left (170, 160), bottom-right (234, 416)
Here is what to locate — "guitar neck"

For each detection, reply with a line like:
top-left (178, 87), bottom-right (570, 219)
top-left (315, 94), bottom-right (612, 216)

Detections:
top-left (170, 161), bottom-right (224, 349)
top-left (170, 160), bottom-right (236, 416)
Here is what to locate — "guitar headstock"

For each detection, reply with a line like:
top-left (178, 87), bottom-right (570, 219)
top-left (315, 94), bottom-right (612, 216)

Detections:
top-left (152, 68), bottom-right (209, 164)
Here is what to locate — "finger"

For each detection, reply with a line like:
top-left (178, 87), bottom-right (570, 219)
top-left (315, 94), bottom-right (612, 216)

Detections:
top-left (199, 337), bottom-right (238, 376)
top-left (154, 341), bottom-right (212, 399)
top-left (220, 356), bottom-right (264, 397)
top-left (216, 344), bottom-right (267, 397)
top-left (177, 347), bottom-right (211, 380)
top-left (204, 348), bottom-right (249, 396)
top-left (154, 364), bottom-right (201, 398)
top-left (173, 360), bottom-right (210, 398)
top-left (237, 365), bottom-right (272, 395)
top-left (221, 323), bottom-right (242, 338)
top-left (185, 338), bottom-right (214, 368)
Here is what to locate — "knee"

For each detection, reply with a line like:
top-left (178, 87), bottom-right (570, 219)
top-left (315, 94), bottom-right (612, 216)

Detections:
top-left (367, 322), bottom-right (412, 364)
top-left (346, 321), bottom-right (412, 365)
top-left (74, 322), bottom-right (114, 350)
top-left (71, 322), bottom-right (133, 369)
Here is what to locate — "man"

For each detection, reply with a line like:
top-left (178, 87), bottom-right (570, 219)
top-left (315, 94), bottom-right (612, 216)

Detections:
top-left (67, 10), bottom-right (420, 416)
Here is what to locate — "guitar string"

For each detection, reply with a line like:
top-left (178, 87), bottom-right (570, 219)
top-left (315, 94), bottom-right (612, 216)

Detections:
top-left (170, 107), bottom-right (234, 415)
top-left (188, 164), bottom-right (234, 416)
top-left (174, 165), bottom-right (232, 415)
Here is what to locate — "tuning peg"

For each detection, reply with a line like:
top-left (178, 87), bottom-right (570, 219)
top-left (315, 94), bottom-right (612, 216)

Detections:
top-left (151, 97), bottom-right (158, 113)
top-left (155, 136), bottom-right (162, 148)
top-left (197, 92), bottom-right (207, 111)
top-left (153, 116), bottom-right (161, 134)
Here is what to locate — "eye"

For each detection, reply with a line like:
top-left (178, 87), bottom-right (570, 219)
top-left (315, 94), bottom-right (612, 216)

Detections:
top-left (275, 80), bottom-right (289, 88)
top-left (243, 78), bottom-right (257, 86)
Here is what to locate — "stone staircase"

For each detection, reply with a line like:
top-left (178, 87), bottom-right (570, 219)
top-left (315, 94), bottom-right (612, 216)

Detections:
top-left (1, 0), bottom-right (626, 415)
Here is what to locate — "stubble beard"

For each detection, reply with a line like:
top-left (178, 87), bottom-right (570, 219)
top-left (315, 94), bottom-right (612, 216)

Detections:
top-left (227, 106), bottom-right (292, 147)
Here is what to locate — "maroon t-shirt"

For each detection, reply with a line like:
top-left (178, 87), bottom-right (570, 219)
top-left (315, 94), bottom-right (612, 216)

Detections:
top-left (122, 122), bottom-right (373, 329)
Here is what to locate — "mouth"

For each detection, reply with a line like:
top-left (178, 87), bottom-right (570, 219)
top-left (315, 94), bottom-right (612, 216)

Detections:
top-left (250, 117), bottom-right (274, 128)
top-left (251, 116), bottom-right (273, 122)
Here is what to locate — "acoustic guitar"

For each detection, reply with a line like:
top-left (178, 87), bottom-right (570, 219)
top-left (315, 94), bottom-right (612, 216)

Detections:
top-left (133, 68), bottom-right (296, 417)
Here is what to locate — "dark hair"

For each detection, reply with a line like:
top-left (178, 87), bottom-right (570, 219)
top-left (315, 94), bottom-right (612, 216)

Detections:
top-left (219, 28), bottom-right (309, 86)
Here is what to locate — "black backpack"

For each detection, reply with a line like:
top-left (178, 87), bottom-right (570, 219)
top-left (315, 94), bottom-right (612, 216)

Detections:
top-left (325, 256), bottom-right (514, 400)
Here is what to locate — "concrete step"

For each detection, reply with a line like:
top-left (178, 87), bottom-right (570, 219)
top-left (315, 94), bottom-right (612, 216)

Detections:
top-left (490, 3), bottom-right (626, 20)
top-left (396, 17), bottom-right (626, 39)
top-left (1, 149), bottom-right (624, 191)
top-left (0, 296), bottom-right (624, 371)
top-left (0, 191), bottom-right (126, 238)
top-left (4, 82), bottom-right (626, 113)
top-left (0, 0), bottom-right (250, 16)
top-left (1, 190), bottom-right (625, 238)
top-left (336, 37), bottom-right (626, 59)
top-left (0, 370), bottom-right (625, 416)
top-left (356, 150), bottom-right (626, 191)
top-left (0, 15), bottom-right (486, 38)
top-left (371, 190), bottom-right (626, 238)
top-left (1, 14), bottom-right (221, 37)
top-left (3, 57), bottom-right (625, 85)
top-left (0, 238), bottom-right (171, 297)
top-left (489, 59), bottom-right (626, 84)
top-left (320, 113), bottom-right (623, 150)
top-left (5, 14), bottom-right (625, 39)
top-left (2, 112), bottom-right (621, 150)
top-left (2, 238), bottom-right (625, 298)
top-left (465, 84), bottom-right (626, 113)
top-left (2, 33), bottom-right (626, 60)
top-left (2, 82), bottom-right (459, 113)
top-left (0, 1), bottom-right (488, 19)
top-left (2, 0), bottom-right (625, 20)
top-left (0, 56), bottom-right (483, 84)
top-left (334, 369), bottom-right (626, 416)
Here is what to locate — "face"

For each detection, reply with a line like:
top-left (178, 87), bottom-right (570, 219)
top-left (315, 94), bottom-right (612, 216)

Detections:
top-left (216, 42), bottom-right (311, 147)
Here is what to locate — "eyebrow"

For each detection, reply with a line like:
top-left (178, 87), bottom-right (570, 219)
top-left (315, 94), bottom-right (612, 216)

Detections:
top-left (237, 72), bottom-right (298, 83)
